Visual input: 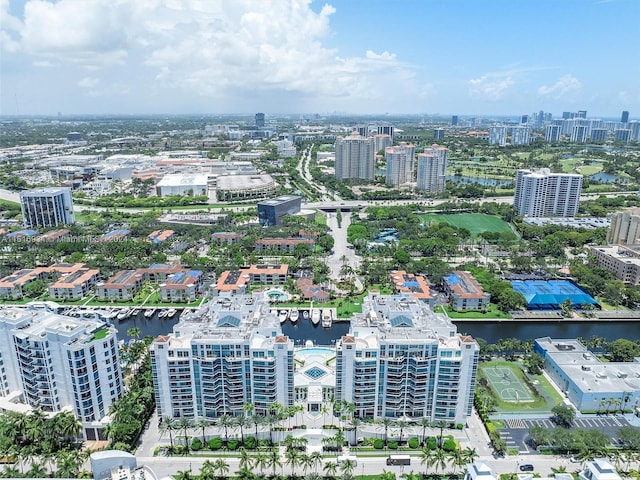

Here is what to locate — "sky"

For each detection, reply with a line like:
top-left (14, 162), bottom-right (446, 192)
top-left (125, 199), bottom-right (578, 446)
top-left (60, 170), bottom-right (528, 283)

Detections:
top-left (1, 0), bottom-right (639, 117)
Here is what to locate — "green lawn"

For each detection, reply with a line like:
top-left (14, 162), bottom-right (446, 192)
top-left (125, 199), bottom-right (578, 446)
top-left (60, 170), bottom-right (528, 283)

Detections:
top-left (440, 304), bottom-right (511, 319)
top-left (419, 213), bottom-right (513, 239)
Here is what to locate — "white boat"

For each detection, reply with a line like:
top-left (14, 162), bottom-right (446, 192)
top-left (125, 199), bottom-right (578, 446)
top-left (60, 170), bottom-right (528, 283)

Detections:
top-left (158, 309), bottom-right (168, 318)
top-left (278, 310), bottom-right (288, 323)
top-left (116, 308), bottom-right (130, 321)
top-left (311, 309), bottom-right (320, 325)
top-left (144, 308), bottom-right (155, 318)
top-left (302, 310), bottom-right (309, 320)
top-left (322, 309), bottom-right (332, 328)
top-left (289, 308), bottom-right (299, 323)
top-left (166, 308), bottom-right (177, 318)
top-left (131, 308), bottom-right (140, 316)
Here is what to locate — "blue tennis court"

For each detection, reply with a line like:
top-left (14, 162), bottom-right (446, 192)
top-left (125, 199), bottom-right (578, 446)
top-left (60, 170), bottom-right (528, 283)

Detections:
top-left (511, 280), bottom-right (598, 310)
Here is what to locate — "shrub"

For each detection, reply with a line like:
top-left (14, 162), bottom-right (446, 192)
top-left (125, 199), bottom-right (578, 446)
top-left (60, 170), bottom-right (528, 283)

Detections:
top-left (208, 437), bottom-right (222, 450)
top-left (388, 441), bottom-right (398, 450)
top-left (426, 437), bottom-right (437, 450)
top-left (373, 439), bottom-right (384, 449)
top-left (226, 439), bottom-right (240, 450)
top-left (408, 437), bottom-right (420, 449)
top-left (442, 438), bottom-right (457, 451)
top-left (191, 438), bottom-right (202, 451)
top-left (258, 439), bottom-right (270, 448)
top-left (244, 436), bottom-right (257, 449)
top-left (456, 423), bottom-right (464, 430)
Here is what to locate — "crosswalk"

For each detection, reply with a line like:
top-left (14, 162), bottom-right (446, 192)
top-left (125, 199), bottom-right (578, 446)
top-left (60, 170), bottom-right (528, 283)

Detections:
top-left (504, 416), bottom-right (626, 430)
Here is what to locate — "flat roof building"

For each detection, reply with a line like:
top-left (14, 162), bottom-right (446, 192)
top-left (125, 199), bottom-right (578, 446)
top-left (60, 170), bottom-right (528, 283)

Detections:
top-left (589, 245), bottom-right (640, 285)
top-left (257, 195), bottom-right (302, 226)
top-left (19, 187), bottom-right (75, 228)
top-left (514, 168), bottom-right (582, 218)
top-left (390, 270), bottom-right (435, 308)
top-left (444, 271), bottom-right (491, 311)
top-left (608, 208), bottom-right (640, 245)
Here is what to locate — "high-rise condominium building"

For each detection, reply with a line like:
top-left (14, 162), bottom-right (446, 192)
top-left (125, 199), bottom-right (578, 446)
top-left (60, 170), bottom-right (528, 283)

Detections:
top-left (621, 111), bottom-right (630, 123)
top-left (20, 187), bottom-right (75, 228)
top-left (150, 294), bottom-right (294, 419)
top-left (373, 134), bottom-right (392, 152)
top-left (385, 143), bottom-right (415, 187)
top-left (377, 125), bottom-right (394, 139)
top-left (0, 308), bottom-right (122, 440)
top-left (255, 113), bottom-right (265, 128)
top-left (570, 125), bottom-right (588, 143)
top-left (451, 115), bottom-right (458, 126)
top-left (334, 134), bottom-right (376, 181)
top-left (615, 129), bottom-right (631, 143)
top-left (433, 128), bottom-right (445, 140)
top-left (630, 121), bottom-right (640, 141)
top-left (334, 293), bottom-right (479, 422)
top-left (590, 128), bottom-right (608, 143)
top-left (607, 208), bottom-right (640, 245)
top-left (514, 168), bottom-right (582, 217)
top-left (510, 126), bottom-right (530, 145)
top-left (545, 125), bottom-right (561, 143)
top-left (488, 126), bottom-right (507, 146)
top-left (577, 110), bottom-right (587, 119)
top-left (416, 144), bottom-right (448, 194)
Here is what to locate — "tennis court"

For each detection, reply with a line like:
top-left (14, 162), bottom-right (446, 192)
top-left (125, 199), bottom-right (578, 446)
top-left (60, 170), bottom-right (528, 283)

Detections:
top-left (419, 213), bottom-right (513, 238)
top-left (482, 365), bottom-right (533, 403)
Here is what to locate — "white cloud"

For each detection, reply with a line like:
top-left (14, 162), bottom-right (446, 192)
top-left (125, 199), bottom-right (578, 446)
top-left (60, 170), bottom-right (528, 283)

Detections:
top-left (0, 0), bottom-right (22, 53)
top-left (537, 74), bottom-right (582, 98)
top-left (468, 74), bottom-right (515, 101)
top-left (78, 77), bottom-right (99, 89)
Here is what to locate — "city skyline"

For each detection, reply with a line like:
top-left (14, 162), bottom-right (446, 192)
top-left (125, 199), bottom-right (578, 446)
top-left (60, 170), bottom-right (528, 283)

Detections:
top-left (1, 0), bottom-right (639, 117)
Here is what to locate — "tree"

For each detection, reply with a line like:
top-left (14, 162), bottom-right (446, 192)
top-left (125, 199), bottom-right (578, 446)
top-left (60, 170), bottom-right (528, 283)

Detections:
top-left (523, 352), bottom-right (545, 375)
top-left (323, 461), bottom-right (338, 479)
top-left (217, 415), bottom-right (233, 442)
top-left (127, 327), bottom-right (142, 340)
top-left (160, 417), bottom-right (177, 450)
top-left (607, 339), bottom-right (640, 362)
top-left (23, 279), bottom-right (47, 299)
top-left (379, 417), bottom-right (395, 446)
top-left (176, 417), bottom-right (193, 454)
top-left (195, 418), bottom-right (210, 446)
top-left (552, 403), bottom-right (576, 428)
top-left (420, 448), bottom-right (435, 475)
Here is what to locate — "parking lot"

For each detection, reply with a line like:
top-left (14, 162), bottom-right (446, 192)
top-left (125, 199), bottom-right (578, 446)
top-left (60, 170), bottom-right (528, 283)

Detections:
top-left (500, 415), bottom-right (630, 453)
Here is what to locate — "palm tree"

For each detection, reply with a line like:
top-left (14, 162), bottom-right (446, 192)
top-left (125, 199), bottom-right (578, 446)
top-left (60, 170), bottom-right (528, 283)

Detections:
top-left (380, 417), bottom-right (395, 447)
top-left (238, 448), bottom-right (253, 470)
top-left (195, 418), bottom-right (210, 446)
top-left (55, 449), bottom-right (83, 478)
top-left (431, 447), bottom-right (448, 475)
top-left (434, 420), bottom-right (448, 448)
top-left (127, 327), bottom-right (141, 340)
top-left (199, 460), bottom-right (216, 480)
top-left (254, 452), bottom-right (269, 477)
top-left (26, 460), bottom-right (48, 478)
top-left (249, 414), bottom-right (264, 441)
top-left (310, 451), bottom-right (324, 472)
top-left (321, 403), bottom-right (330, 426)
top-left (160, 417), bottom-right (177, 450)
top-left (420, 448), bottom-right (434, 475)
top-left (55, 410), bottom-right (82, 446)
top-left (212, 458), bottom-right (229, 480)
top-left (285, 448), bottom-right (301, 477)
top-left (177, 417), bottom-right (193, 454)
top-left (243, 402), bottom-right (254, 418)
top-left (174, 469), bottom-right (193, 480)
top-left (26, 409), bottom-right (47, 445)
top-left (323, 461), bottom-right (338, 480)
top-left (234, 465), bottom-right (254, 480)
top-left (416, 418), bottom-right (431, 446)
top-left (340, 458), bottom-right (356, 477)
top-left (267, 448), bottom-right (282, 477)
top-left (300, 453), bottom-right (314, 475)
top-left (350, 418), bottom-right (362, 448)
top-left (217, 415), bottom-right (233, 442)
top-left (396, 419), bottom-right (409, 446)
top-left (461, 447), bottom-right (478, 466)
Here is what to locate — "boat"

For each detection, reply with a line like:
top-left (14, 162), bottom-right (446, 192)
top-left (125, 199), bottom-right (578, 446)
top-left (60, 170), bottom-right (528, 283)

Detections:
top-left (311, 309), bottom-right (320, 325)
top-left (166, 308), bottom-right (177, 318)
top-left (116, 308), bottom-right (130, 321)
top-left (278, 310), bottom-right (288, 323)
top-left (144, 308), bottom-right (155, 318)
top-left (322, 309), bottom-right (332, 328)
top-left (302, 310), bottom-right (309, 320)
top-left (158, 309), bottom-right (168, 318)
top-left (131, 308), bottom-right (140, 316)
top-left (289, 308), bottom-right (299, 323)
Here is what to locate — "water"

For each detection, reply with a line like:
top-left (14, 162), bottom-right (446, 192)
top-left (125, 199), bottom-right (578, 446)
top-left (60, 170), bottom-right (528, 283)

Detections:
top-left (446, 175), bottom-right (512, 187)
top-left (590, 172), bottom-right (622, 183)
top-left (297, 347), bottom-right (335, 356)
top-left (112, 310), bottom-right (640, 346)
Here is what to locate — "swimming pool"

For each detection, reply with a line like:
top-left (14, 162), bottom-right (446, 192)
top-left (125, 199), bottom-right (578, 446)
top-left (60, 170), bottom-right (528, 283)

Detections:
top-left (296, 347), bottom-right (335, 357)
top-left (265, 288), bottom-right (291, 301)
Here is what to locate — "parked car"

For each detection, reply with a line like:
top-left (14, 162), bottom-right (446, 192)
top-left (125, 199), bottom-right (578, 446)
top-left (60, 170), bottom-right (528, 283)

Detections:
top-left (519, 464), bottom-right (534, 472)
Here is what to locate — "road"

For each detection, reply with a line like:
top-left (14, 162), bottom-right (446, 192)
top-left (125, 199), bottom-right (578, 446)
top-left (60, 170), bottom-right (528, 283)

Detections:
top-left (325, 210), bottom-right (361, 284)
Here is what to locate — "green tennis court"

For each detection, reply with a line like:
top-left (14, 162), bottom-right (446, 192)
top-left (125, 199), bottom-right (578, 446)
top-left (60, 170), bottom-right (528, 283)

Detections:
top-left (482, 365), bottom-right (533, 402)
top-left (419, 213), bottom-right (512, 238)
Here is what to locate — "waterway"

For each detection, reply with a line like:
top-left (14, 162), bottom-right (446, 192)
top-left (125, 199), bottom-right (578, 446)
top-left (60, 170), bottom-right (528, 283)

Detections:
top-left (113, 309), bottom-right (640, 346)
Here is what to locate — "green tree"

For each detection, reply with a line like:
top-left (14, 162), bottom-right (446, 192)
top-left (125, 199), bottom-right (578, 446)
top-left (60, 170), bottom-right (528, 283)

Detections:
top-left (607, 339), bottom-right (640, 362)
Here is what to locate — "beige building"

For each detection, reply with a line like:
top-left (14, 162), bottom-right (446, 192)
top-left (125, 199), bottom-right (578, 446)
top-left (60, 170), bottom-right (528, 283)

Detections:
top-left (589, 245), bottom-right (640, 284)
top-left (607, 208), bottom-right (640, 245)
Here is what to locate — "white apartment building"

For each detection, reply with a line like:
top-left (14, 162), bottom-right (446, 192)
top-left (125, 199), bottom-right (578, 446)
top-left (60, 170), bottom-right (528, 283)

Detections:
top-left (488, 126), bottom-right (507, 146)
top-left (416, 144), bottom-right (448, 194)
top-left (514, 168), bottom-right (582, 217)
top-left (334, 134), bottom-right (376, 181)
top-left (19, 187), bottom-right (75, 228)
top-left (614, 129), bottom-right (631, 143)
top-left (334, 293), bottom-right (479, 423)
top-left (385, 143), bottom-right (415, 187)
top-left (545, 125), bottom-right (562, 142)
top-left (571, 125), bottom-right (588, 143)
top-left (510, 126), bottom-right (530, 145)
top-left (607, 208), bottom-right (640, 245)
top-left (0, 308), bottom-right (122, 440)
top-left (150, 294), bottom-right (294, 419)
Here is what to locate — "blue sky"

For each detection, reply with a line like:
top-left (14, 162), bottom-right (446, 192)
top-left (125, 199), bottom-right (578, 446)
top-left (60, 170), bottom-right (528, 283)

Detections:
top-left (1, 0), bottom-right (639, 117)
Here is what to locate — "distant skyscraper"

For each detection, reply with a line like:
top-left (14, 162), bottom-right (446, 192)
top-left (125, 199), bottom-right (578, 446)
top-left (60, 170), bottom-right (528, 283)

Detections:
top-left (577, 110), bottom-right (587, 119)
top-left (20, 187), bottom-right (75, 228)
top-left (334, 134), bottom-right (376, 181)
top-left (356, 125), bottom-right (369, 137)
top-left (520, 114), bottom-right (528, 124)
top-left (514, 168), bottom-right (582, 217)
top-left (608, 208), bottom-right (640, 245)
top-left (416, 144), bottom-right (448, 193)
top-left (545, 125), bottom-right (561, 143)
top-left (377, 125), bottom-right (394, 139)
top-left (590, 128), bottom-right (607, 143)
top-left (489, 126), bottom-right (507, 146)
top-left (433, 128), bottom-right (445, 140)
top-left (621, 111), bottom-right (630, 123)
top-left (385, 143), bottom-right (415, 187)
top-left (562, 111), bottom-right (572, 120)
top-left (255, 112), bottom-right (265, 128)
top-left (615, 129), bottom-right (631, 143)
top-left (629, 121), bottom-right (640, 141)
top-left (570, 125), bottom-right (588, 143)
top-left (451, 115), bottom-right (458, 126)
top-left (510, 126), bottom-right (530, 145)
top-left (537, 110), bottom-right (544, 126)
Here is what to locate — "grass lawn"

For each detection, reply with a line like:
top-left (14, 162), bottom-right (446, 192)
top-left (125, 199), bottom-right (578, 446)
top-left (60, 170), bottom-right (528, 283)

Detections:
top-left (419, 213), bottom-right (513, 239)
top-left (440, 304), bottom-right (511, 319)
top-left (576, 164), bottom-right (602, 176)
top-left (479, 359), bottom-right (560, 413)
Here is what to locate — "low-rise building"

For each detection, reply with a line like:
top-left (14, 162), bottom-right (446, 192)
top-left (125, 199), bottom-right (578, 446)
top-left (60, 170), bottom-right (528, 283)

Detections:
top-left (147, 230), bottom-right (174, 244)
top-left (255, 238), bottom-right (314, 253)
top-left (211, 232), bottom-right (245, 245)
top-left (535, 337), bottom-right (640, 412)
top-left (96, 270), bottom-right (144, 301)
top-left (156, 173), bottom-right (209, 197)
top-left (390, 270), bottom-right (435, 308)
top-left (0, 268), bottom-right (47, 299)
top-left (101, 229), bottom-right (130, 241)
top-left (296, 278), bottom-right (330, 302)
top-left (589, 245), bottom-right (640, 284)
top-left (444, 271), bottom-right (491, 311)
top-left (48, 267), bottom-right (100, 300)
top-left (245, 264), bottom-right (289, 284)
top-left (579, 458), bottom-right (621, 480)
top-left (213, 270), bottom-right (250, 296)
top-left (160, 270), bottom-right (203, 302)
